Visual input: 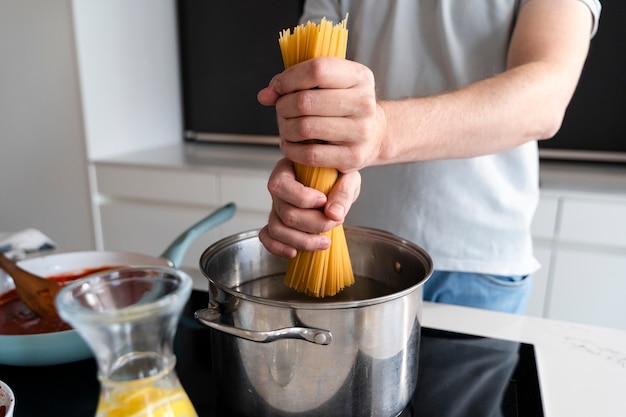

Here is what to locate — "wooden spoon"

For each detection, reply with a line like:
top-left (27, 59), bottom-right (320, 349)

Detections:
top-left (0, 253), bottom-right (61, 320)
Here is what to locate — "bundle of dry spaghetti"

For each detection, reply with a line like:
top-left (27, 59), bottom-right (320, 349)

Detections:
top-left (277, 15), bottom-right (354, 298)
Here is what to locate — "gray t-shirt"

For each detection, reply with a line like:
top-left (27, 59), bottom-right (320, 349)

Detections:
top-left (301, 0), bottom-right (601, 276)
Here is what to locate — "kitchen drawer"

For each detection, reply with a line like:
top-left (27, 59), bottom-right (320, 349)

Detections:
top-left (559, 199), bottom-right (626, 248)
top-left (95, 164), bottom-right (219, 206)
top-left (99, 201), bottom-right (225, 269)
top-left (548, 248), bottom-right (626, 330)
top-left (221, 171), bottom-right (272, 212)
top-left (531, 195), bottom-right (559, 239)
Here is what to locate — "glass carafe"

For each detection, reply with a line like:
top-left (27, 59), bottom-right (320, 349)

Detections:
top-left (56, 266), bottom-right (198, 417)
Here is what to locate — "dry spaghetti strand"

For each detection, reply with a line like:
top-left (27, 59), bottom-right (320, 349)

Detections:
top-left (278, 15), bottom-right (354, 297)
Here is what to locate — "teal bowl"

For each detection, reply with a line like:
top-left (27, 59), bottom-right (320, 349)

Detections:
top-left (0, 251), bottom-right (171, 366)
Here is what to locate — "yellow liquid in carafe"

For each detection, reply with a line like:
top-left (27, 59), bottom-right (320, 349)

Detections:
top-left (95, 357), bottom-right (198, 417)
top-left (96, 384), bottom-right (197, 417)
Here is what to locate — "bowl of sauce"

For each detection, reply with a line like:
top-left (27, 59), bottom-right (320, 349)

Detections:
top-left (0, 379), bottom-right (15, 417)
top-left (0, 266), bottom-right (117, 336)
top-left (0, 251), bottom-right (171, 366)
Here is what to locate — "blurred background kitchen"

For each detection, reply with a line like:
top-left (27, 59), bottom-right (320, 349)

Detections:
top-left (1, 0), bottom-right (625, 330)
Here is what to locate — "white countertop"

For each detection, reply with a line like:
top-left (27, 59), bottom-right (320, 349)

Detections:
top-left (422, 301), bottom-right (626, 417)
top-left (95, 142), bottom-right (626, 199)
top-left (94, 142), bottom-right (282, 172)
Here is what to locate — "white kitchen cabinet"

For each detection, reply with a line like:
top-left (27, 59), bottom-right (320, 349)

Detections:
top-left (98, 200), bottom-right (224, 270)
top-left (220, 170), bottom-right (273, 236)
top-left (549, 248), bottom-right (626, 329)
top-left (95, 164), bottom-right (219, 207)
top-left (559, 198), bottom-right (626, 248)
top-left (541, 197), bottom-right (626, 329)
top-left (92, 146), bottom-right (277, 272)
top-left (532, 163), bottom-right (626, 330)
top-left (221, 171), bottom-right (272, 212)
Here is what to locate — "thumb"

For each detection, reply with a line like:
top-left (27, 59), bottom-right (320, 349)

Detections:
top-left (257, 75), bottom-right (282, 106)
top-left (325, 171), bottom-right (361, 222)
top-left (257, 86), bottom-right (280, 106)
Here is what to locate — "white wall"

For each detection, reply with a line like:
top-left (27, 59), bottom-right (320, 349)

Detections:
top-left (71, 0), bottom-right (181, 160)
top-left (0, 0), bottom-right (94, 250)
top-left (0, 0), bottom-right (182, 251)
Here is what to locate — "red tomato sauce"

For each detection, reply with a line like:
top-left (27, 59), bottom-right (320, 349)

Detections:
top-left (0, 265), bottom-right (123, 335)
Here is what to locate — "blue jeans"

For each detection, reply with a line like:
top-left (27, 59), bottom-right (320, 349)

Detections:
top-left (423, 271), bottom-right (532, 315)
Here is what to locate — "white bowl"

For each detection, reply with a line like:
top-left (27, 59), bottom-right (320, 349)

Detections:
top-left (0, 380), bottom-right (15, 417)
top-left (0, 251), bottom-right (171, 366)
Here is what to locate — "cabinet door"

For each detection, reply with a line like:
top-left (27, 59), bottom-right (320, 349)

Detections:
top-left (559, 199), bottom-right (626, 248)
top-left (548, 248), bottom-right (626, 330)
top-left (221, 171), bottom-right (272, 212)
top-left (96, 164), bottom-right (219, 206)
top-left (99, 201), bottom-right (225, 270)
top-left (220, 171), bottom-right (272, 236)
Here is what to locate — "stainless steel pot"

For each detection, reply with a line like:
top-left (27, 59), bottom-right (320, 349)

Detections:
top-left (195, 227), bottom-right (432, 417)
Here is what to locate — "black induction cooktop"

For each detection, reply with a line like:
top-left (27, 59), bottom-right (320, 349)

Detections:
top-left (0, 290), bottom-right (544, 417)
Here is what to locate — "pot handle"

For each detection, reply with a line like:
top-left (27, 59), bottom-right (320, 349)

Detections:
top-left (160, 203), bottom-right (237, 268)
top-left (194, 303), bottom-right (332, 345)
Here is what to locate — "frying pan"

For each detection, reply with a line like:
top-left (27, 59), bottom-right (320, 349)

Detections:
top-left (0, 203), bottom-right (236, 366)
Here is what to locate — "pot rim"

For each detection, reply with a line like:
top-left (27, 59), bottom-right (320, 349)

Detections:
top-left (201, 227), bottom-right (433, 310)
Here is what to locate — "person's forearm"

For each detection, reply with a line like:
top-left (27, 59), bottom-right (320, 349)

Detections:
top-left (374, 0), bottom-right (593, 166)
top-left (376, 65), bottom-right (570, 164)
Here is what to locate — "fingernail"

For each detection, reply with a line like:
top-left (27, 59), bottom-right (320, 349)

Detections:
top-left (318, 236), bottom-right (331, 250)
top-left (312, 196), bottom-right (327, 208)
top-left (327, 203), bottom-right (345, 219)
top-left (269, 75), bottom-right (280, 91)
